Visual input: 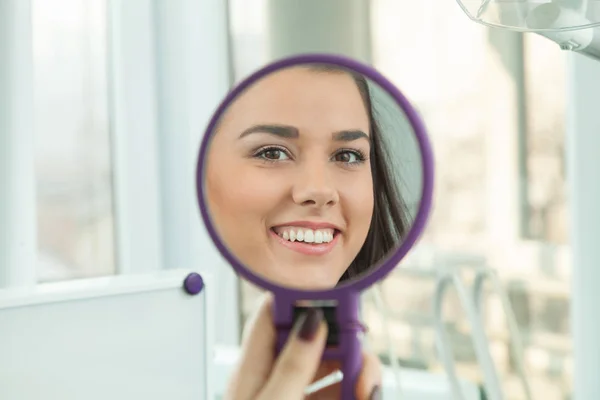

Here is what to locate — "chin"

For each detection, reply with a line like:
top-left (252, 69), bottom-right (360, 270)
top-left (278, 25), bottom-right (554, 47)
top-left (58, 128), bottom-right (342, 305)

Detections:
top-left (270, 270), bottom-right (338, 290)
top-left (296, 273), bottom-right (342, 290)
top-left (254, 256), bottom-right (346, 290)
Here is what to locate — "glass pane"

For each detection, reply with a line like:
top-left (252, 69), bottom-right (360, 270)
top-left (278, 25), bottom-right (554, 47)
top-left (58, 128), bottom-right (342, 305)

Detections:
top-left (228, 0), bottom-right (269, 80)
top-left (372, 0), bottom-right (571, 398)
top-left (372, 0), bottom-right (489, 249)
top-left (523, 33), bottom-right (568, 245)
top-left (226, 2), bottom-right (572, 398)
top-left (33, 0), bottom-right (116, 282)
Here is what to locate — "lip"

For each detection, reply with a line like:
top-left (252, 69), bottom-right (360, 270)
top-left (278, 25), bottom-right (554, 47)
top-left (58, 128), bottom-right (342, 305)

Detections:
top-left (269, 228), bottom-right (340, 256)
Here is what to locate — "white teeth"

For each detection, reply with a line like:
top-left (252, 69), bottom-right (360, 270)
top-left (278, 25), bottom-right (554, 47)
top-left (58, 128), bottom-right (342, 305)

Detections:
top-left (327, 232), bottom-right (334, 242)
top-left (315, 231), bottom-right (323, 243)
top-left (275, 227), bottom-right (336, 244)
top-left (304, 230), bottom-right (314, 243)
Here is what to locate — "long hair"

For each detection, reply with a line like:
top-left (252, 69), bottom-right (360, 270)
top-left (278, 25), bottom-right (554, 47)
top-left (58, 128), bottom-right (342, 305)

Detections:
top-left (308, 64), bottom-right (410, 283)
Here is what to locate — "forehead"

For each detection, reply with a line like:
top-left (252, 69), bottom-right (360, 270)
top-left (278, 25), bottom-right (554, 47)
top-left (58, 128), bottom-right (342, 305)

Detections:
top-left (218, 66), bottom-right (370, 134)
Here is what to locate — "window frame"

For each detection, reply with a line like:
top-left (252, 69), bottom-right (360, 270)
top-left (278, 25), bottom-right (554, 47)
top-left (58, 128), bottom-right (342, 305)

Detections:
top-left (107, 0), bottom-right (241, 345)
top-left (0, 0), bottom-right (37, 288)
top-left (107, 0), bottom-right (163, 276)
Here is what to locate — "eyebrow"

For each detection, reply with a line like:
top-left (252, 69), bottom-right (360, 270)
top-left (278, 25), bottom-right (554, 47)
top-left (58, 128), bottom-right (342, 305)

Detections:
top-left (239, 124), bottom-right (299, 139)
top-left (333, 130), bottom-right (369, 142)
top-left (238, 124), bottom-right (370, 143)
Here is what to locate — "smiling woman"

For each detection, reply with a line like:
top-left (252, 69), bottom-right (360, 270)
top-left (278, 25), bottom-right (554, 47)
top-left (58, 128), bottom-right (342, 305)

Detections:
top-left (204, 63), bottom-right (413, 290)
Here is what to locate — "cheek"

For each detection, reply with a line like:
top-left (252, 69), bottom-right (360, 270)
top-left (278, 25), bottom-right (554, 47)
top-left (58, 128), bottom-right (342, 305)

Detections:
top-left (353, 190), bottom-right (374, 228)
top-left (207, 167), bottom-right (285, 228)
top-left (341, 171), bottom-right (374, 236)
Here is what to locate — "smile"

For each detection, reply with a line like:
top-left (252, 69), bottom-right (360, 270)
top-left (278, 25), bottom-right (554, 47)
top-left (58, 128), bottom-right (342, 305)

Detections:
top-left (275, 227), bottom-right (335, 243)
top-left (270, 226), bottom-right (341, 256)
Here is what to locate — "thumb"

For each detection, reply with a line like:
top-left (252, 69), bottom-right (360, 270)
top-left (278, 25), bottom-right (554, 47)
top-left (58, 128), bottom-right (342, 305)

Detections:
top-left (257, 308), bottom-right (328, 400)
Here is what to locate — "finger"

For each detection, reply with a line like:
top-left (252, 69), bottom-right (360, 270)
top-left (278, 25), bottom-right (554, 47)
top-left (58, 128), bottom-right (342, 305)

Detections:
top-left (224, 293), bottom-right (276, 400)
top-left (355, 351), bottom-right (383, 400)
top-left (257, 308), bottom-right (328, 400)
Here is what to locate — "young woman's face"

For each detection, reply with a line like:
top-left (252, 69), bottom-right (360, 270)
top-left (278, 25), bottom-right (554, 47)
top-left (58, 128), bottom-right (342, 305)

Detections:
top-left (205, 67), bottom-right (374, 289)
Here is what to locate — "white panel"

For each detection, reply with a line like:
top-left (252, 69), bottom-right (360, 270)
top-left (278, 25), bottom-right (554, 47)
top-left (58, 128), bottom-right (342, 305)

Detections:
top-left (565, 51), bottom-right (600, 400)
top-left (0, 0), bottom-right (37, 288)
top-left (0, 269), bottom-right (214, 400)
top-left (108, 0), bottom-right (163, 274)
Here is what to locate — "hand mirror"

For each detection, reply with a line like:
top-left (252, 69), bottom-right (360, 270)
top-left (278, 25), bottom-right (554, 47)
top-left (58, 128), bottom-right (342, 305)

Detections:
top-left (196, 54), bottom-right (434, 399)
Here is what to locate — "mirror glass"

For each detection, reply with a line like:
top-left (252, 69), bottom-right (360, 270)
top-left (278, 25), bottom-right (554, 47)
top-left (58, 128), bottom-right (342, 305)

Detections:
top-left (200, 61), bottom-right (426, 290)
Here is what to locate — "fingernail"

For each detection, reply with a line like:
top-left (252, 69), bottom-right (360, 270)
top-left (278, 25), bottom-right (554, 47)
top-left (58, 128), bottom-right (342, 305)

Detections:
top-left (369, 385), bottom-right (381, 400)
top-left (296, 308), bottom-right (323, 342)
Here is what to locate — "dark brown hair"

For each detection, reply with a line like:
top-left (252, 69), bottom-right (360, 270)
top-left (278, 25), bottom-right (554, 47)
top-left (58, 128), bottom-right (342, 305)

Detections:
top-left (308, 63), bottom-right (410, 284)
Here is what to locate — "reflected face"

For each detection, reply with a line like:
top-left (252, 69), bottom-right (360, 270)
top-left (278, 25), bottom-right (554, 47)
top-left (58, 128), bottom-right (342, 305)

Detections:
top-left (205, 67), bottom-right (374, 289)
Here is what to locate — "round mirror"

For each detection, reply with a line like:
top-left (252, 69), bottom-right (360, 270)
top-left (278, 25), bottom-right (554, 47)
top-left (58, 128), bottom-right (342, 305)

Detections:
top-left (196, 54), bottom-right (434, 296)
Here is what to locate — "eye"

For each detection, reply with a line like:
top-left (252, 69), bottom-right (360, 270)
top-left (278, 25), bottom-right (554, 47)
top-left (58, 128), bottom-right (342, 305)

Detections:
top-left (255, 146), bottom-right (290, 162)
top-left (333, 149), bottom-right (366, 164)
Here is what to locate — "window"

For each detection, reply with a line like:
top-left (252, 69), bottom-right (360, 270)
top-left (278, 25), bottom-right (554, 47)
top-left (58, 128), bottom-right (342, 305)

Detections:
top-left (228, 0), bottom-right (269, 80)
top-left (372, 1), bottom-right (572, 397)
top-left (522, 34), bottom-right (568, 245)
top-left (372, 0), bottom-right (489, 250)
top-left (33, 0), bottom-right (115, 282)
top-left (226, 0), bottom-right (572, 397)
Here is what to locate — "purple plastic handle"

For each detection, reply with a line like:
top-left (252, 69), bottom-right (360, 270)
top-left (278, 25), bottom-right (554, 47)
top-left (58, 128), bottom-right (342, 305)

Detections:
top-left (273, 292), bottom-right (363, 398)
top-left (195, 53), bottom-right (435, 400)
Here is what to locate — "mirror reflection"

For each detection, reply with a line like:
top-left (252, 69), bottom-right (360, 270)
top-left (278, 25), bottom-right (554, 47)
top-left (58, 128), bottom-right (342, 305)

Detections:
top-left (203, 62), bottom-right (424, 290)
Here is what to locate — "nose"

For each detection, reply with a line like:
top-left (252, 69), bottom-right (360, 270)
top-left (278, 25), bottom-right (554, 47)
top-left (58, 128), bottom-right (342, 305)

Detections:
top-left (292, 164), bottom-right (339, 208)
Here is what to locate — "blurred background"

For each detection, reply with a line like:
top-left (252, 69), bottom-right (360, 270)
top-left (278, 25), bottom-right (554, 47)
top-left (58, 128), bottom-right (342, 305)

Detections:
top-left (28, 0), bottom-right (570, 398)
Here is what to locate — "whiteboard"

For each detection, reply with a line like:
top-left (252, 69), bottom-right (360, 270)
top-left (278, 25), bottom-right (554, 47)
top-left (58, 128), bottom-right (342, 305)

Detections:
top-left (0, 269), bottom-right (215, 400)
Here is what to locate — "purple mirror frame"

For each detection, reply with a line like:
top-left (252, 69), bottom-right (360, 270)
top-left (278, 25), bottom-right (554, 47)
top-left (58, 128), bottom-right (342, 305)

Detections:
top-left (196, 53), bottom-right (434, 298)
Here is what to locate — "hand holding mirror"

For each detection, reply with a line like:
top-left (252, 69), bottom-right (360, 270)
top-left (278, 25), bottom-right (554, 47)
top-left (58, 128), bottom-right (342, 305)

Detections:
top-left (196, 54), bottom-right (434, 399)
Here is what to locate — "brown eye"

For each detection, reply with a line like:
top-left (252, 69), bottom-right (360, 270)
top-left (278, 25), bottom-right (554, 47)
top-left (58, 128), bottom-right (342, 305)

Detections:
top-left (335, 152), bottom-right (352, 163)
top-left (263, 149), bottom-right (282, 160)
top-left (255, 147), bottom-right (290, 162)
top-left (334, 150), bottom-right (363, 164)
